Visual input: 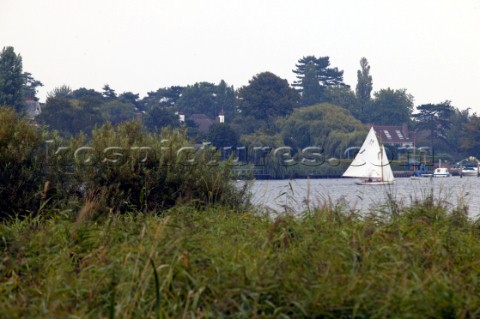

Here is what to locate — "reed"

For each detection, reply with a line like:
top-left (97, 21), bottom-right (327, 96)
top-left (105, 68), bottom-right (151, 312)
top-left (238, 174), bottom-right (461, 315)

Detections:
top-left (2, 198), bottom-right (480, 318)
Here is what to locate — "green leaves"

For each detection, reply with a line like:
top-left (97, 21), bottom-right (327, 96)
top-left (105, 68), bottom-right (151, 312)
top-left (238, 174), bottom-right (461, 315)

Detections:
top-left (0, 47), bottom-right (24, 112)
top-left (237, 72), bottom-right (299, 121)
top-left (293, 55), bottom-right (347, 106)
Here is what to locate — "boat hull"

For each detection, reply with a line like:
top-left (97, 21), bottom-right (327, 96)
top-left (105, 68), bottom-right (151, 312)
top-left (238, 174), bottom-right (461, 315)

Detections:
top-left (461, 168), bottom-right (478, 176)
top-left (461, 172), bottom-right (478, 176)
top-left (355, 180), bottom-right (395, 185)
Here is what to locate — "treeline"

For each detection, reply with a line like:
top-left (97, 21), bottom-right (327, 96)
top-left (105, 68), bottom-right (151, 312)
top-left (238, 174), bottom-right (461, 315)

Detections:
top-left (1, 46), bottom-right (480, 160)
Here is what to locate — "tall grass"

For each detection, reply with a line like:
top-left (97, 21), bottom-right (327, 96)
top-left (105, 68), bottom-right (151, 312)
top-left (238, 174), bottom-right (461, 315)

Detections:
top-left (2, 199), bottom-right (480, 317)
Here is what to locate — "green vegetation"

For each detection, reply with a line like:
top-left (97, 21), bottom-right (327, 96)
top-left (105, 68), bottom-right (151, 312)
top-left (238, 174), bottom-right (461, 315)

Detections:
top-left (0, 107), bottom-right (248, 219)
top-left (2, 58), bottom-right (480, 316)
top-left (0, 107), bottom-right (45, 217)
top-left (2, 197), bottom-right (480, 317)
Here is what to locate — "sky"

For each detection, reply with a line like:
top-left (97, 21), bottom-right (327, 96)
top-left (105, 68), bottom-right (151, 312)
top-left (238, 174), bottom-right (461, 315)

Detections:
top-left (1, 0), bottom-right (479, 113)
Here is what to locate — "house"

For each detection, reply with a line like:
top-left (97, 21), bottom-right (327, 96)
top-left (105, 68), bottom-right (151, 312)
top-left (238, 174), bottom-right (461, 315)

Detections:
top-left (178, 112), bottom-right (225, 132)
top-left (373, 124), bottom-right (413, 148)
top-left (188, 114), bottom-right (215, 132)
top-left (24, 98), bottom-right (42, 122)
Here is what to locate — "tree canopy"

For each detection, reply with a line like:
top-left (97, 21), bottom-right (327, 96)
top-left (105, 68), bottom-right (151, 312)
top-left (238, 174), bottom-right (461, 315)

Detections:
top-left (366, 88), bottom-right (413, 125)
top-left (206, 123), bottom-right (239, 148)
top-left (281, 103), bottom-right (366, 157)
top-left (460, 114), bottom-right (480, 158)
top-left (142, 105), bottom-right (179, 132)
top-left (175, 81), bottom-right (236, 120)
top-left (292, 55), bottom-right (346, 106)
top-left (412, 101), bottom-right (455, 151)
top-left (0, 47), bottom-right (24, 112)
top-left (355, 57), bottom-right (373, 120)
top-left (237, 72), bottom-right (299, 122)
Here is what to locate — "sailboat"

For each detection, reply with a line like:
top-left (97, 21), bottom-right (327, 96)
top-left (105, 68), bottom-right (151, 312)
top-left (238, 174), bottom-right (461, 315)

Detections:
top-left (343, 127), bottom-right (395, 185)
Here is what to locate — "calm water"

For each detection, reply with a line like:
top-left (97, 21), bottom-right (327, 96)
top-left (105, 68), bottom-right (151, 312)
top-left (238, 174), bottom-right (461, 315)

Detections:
top-left (243, 176), bottom-right (480, 218)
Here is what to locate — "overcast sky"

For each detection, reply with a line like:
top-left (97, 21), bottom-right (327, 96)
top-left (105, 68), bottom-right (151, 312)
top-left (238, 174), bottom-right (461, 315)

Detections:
top-left (1, 0), bottom-right (479, 113)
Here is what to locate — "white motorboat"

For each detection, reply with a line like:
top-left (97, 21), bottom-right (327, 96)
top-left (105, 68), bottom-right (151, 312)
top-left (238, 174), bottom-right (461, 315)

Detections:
top-left (461, 166), bottom-right (479, 177)
top-left (432, 167), bottom-right (450, 177)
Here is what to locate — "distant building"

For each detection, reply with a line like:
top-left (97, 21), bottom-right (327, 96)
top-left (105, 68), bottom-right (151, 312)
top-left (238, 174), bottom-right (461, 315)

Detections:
top-left (188, 114), bottom-right (214, 132)
top-left (178, 112), bottom-right (226, 132)
top-left (24, 98), bottom-right (42, 121)
top-left (178, 112), bottom-right (185, 123)
top-left (218, 111), bottom-right (225, 123)
top-left (373, 124), bottom-right (413, 148)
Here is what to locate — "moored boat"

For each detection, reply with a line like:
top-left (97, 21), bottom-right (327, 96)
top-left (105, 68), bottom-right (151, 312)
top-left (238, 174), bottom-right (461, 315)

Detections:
top-left (432, 167), bottom-right (450, 177)
top-left (461, 166), bottom-right (479, 177)
top-left (343, 127), bottom-right (395, 185)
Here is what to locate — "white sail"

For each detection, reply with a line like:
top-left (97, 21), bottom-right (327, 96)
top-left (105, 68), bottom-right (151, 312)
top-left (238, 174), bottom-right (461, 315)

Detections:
top-left (343, 127), bottom-right (394, 183)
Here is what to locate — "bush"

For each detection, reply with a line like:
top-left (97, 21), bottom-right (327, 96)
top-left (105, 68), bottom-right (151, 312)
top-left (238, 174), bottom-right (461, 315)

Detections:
top-left (67, 121), bottom-right (249, 213)
top-left (0, 107), bottom-right (45, 218)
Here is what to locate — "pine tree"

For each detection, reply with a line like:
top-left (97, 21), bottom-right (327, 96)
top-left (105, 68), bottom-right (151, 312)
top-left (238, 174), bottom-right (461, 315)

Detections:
top-left (292, 55), bottom-right (346, 106)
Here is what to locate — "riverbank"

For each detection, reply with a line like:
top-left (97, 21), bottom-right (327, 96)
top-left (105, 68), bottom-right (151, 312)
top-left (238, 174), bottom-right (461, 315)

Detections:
top-left (1, 199), bottom-right (480, 317)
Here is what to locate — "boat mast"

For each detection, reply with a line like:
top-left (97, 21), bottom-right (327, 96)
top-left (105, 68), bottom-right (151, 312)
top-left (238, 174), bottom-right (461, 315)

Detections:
top-left (376, 128), bottom-right (384, 182)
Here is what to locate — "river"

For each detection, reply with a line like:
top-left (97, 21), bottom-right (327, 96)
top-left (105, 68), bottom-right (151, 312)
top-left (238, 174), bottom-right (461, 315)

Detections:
top-left (243, 176), bottom-right (480, 218)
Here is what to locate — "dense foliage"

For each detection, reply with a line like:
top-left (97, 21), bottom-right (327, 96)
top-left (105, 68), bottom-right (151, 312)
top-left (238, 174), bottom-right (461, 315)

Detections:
top-left (0, 109), bottom-right (249, 219)
top-left (293, 55), bottom-right (346, 106)
top-left (1, 196), bottom-right (479, 317)
top-left (281, 103), bottom-right (366, 157)
top-left (2, 44), bottom-right (480, 167)
top-left (0, 107), bottom-right (45, 218)
top-left (237, 72), bottom-right (299, 122)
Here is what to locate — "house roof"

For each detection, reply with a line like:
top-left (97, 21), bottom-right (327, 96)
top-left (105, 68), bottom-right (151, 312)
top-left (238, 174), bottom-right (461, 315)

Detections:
top-left (189, 114), bottom-right (214, 132)
top-left (373, 125), bottom-right (411, 144)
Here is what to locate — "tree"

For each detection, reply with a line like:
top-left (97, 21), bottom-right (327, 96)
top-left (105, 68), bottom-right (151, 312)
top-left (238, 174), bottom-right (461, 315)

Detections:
top-left (355, 57), bottom-right (373, 118)
top-left (445, 107), bottom-right (470, 156)
top-left (0, 47), bottom-right (24, 112)
top-left (175, 82), bottom-right (217, 118)
top-left (175, 81), bottom-right (237, 120)
top-left (71, 87), bottom-right (104, 101)
top-left (412, 101), bottom-right (454, 152)
top-left (143, 105), bottom-right (179, 132)
top-left (37, 97), bottom-right (76, 135)
top-left (367, 88), bottom-right (413, 125)
top-left (237, 72), bottom-right (299, 124)
top-left (299, 62), bottom-right (323, 106)
top-left (323, 86), bottom-right (359, 118)
top-left (206, 123), bottom-right (238, 148)
top-left (118, 91), bottom-right (141, 109)
top-left (100, 100), bottom-right (136, 125)
top-left (292, 55), bottom-right (346, 105)
top-left (47, 85), bottom-right (73, 99)
top-left (281, 103), bottom-right (366, 157)
top-left (38, 96), bottom-right (103, 137)
top-left (142, 86), bottom-right (184, 111)
top-left (102, 84), bottom-right (117, 100)
top-left (215, 80), bottom-right (237, 120)
top-left (460, 114), bottom-right (480, 157)
top-left (22, 72), bottom-right (43, 101)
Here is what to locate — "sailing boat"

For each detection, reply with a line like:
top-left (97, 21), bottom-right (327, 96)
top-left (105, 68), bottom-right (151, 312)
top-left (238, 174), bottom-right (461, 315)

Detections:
top-left (343, 127), bottom-right (395, 185)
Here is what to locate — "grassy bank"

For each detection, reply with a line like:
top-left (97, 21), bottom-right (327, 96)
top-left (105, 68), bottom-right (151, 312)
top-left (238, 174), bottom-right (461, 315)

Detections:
top-left (2, 199), bottom-right (480, 318)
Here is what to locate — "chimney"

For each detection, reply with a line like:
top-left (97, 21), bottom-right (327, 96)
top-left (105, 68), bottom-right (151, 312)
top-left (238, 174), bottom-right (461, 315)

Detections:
top-left (218, 111), bottom-right (225, 123)
top-left (179, 112), bottom-right (185, 123)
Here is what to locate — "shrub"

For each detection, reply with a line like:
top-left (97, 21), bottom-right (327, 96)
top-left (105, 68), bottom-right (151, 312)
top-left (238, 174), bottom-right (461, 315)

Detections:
top-left (0, 107), bottom-right (45, 218)
top-left (68, 121), bottom-right (249, 213)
